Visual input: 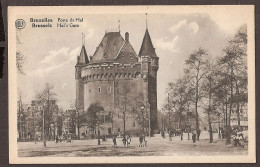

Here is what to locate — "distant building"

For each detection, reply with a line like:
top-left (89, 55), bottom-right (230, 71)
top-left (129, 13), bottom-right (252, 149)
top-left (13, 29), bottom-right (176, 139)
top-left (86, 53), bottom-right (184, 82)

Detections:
top-left (75, 27), bottom-right (159, 137)
top-left (17, 100), bottom-right (60, 141)
top-left (62, 109), bottom-right (76, 135)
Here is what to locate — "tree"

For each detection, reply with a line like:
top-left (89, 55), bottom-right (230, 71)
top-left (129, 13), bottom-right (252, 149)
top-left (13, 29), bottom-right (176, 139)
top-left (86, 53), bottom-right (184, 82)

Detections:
top-left (16, 29), bottom-right (26, 75)
top-left (167, 77), bottom-right (192, 140)
top-left (85, 102), bottom-right (104, 137)
top-left (17, 88), bottom-right (25, 141)
top-left (118, 86), bottom-right (134, 136)
top-left (184, 48), bottom-right (209, 140)
top-left (70, 100), bottom-right (84, 139)
top-left (132, 93), bottom-right (150, 135)
top-left (217, 24), bottom-right (247, 144)
top-left (35, 83), bottom-right (57, 147)
top-left (201, 59), bottom-right (219, 143)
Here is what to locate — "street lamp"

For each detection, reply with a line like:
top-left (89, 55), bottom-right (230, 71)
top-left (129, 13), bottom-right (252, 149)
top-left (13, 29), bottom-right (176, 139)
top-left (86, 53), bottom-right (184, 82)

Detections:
top-left (218, 113), bottom-right (221, 139)
top-left (141, 106), bottom-right (145, 134)
top-left (141, 102), bottom-right (151, 138)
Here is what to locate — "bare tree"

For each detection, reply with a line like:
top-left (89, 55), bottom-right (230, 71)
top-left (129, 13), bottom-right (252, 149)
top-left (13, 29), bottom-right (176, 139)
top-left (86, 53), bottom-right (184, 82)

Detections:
top-left (184, 48), bottom-right (209, 140)
top-left (35, 83), bottom-right (57, 147)
top-left (217, 24), bottom-right (247, 144)
top-left (132, 93), bottom-right (150, 135)
top-left (16, 29), bottom-right (26, 75)
top-left (118, 86), bottom-right (134, 136)
top-left (167, 77), bottom-right (192, 140)
top-left (17, 88), bottom-right (24, 141)
top-left (70, 100), bottom-right (84, 139)
top-left (201, 59), bottom-right (219, 143)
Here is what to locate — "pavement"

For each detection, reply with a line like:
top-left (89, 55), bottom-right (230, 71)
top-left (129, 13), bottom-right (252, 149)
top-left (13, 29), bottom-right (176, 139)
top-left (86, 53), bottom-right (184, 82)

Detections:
top-left (18, 131), bottom-right (248, 157)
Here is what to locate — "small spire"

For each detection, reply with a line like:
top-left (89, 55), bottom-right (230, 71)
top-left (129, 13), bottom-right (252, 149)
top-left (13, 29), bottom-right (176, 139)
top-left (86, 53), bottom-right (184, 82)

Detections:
top-left (118, 20), bottom-right (121, 33)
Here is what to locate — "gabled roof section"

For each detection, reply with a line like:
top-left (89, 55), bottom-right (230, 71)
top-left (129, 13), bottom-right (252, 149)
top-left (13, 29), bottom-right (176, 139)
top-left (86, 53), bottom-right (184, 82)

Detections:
top-left (139, 29), bottom-right (157, 57)
top-left (77, 45), bottom-right (89, 65)
top-left (117, 41), bottom-right (138, 57)
top-left (90, 32), bottom-right (125, 63)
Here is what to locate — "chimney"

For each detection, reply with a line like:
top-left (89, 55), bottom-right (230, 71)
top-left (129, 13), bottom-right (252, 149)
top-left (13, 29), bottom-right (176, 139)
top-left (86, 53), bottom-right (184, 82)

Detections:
top-left (125, 32), bottom-right (129, 42)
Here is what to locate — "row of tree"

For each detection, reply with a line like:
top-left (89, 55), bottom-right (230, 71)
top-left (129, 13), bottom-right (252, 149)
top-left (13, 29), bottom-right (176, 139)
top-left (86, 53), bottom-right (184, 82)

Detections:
top-left (18, 82), bottom-right (152, 143)
top-left (162, 24), bottom-right (247, 144)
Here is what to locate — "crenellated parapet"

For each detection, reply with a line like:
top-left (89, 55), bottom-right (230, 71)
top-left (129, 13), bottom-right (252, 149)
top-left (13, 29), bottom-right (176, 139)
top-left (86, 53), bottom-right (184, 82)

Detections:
top-left (81, 62), bottom-right (149, 82)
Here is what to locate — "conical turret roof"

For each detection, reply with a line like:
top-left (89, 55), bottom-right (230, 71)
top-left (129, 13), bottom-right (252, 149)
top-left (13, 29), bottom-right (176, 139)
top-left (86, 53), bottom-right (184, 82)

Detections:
top-left (77, 45), bottom-right (89, 65)
top-left (139, 29), bottom-right (157, 57)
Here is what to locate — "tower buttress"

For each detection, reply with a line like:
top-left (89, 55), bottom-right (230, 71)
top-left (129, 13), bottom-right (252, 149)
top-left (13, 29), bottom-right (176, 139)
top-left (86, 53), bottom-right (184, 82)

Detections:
top-left (139, 28), bottom-right (159, 134)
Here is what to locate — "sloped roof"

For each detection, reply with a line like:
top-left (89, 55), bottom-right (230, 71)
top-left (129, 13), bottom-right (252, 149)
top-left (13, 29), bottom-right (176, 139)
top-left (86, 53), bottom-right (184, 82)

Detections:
top-left (119, 41), bottom-right (137, 57)
top-left (90, 32), bottom-right (125, 63)
top-left (77, 45), bottom-right (89, 65)
top-left (139, 29), bottom-right (157, 57)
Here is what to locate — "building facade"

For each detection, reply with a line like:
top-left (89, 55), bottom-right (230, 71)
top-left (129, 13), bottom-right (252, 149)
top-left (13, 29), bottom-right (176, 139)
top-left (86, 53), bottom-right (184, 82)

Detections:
top-left (75, 28), bottom-right (159, 137)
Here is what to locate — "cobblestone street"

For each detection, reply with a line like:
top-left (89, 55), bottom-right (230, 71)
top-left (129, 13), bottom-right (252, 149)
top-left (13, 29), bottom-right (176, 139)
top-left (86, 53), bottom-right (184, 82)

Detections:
top-left (18, 131), bottom-right (248, 157)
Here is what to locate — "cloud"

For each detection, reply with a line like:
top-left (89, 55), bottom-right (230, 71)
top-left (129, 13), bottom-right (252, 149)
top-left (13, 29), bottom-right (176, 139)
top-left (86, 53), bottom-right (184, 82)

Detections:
top-left (155, 36), bottom-right (179, 53)
top-left (169, 19), bottom-right (187, 33)
top-left (28, 46), bottom-right (80, 77)
top-left (208, 12), bottom-right (247, 35)
top-left (169, 20), bottom-right (199, 35)
top-left (41, 47), bottom-right (70, 64)
top-left (188, 22), bottom-right (199, 34)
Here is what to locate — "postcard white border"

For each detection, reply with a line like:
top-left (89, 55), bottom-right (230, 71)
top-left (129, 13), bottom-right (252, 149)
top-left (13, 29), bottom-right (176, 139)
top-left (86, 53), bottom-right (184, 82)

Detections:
top-left (8, 5), bottom-right (255, 164)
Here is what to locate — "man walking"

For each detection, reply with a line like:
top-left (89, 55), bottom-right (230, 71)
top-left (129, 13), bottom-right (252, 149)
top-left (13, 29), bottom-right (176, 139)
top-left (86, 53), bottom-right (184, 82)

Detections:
top-left (122, 135), bottom-right (127, 147)
top-left (169, 130), bottom-right (172, 141)
top-left (139, 135), bottom-right (143, 147)
top-left (192, 130), bottom-right (197, 147)
top-left (113, 136), bottom-right (117, 148)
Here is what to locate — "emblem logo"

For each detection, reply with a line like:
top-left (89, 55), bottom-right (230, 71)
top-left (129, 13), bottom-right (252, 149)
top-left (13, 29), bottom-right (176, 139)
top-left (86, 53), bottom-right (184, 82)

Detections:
top-left (15, 19), bottom-right (26, 29)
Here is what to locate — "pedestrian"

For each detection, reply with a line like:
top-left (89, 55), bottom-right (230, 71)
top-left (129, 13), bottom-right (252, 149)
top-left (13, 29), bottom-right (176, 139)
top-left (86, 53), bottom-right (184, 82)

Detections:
top-left (238, 132), bottom-right (245, 148)
top-left (144, 136), bottom-right (147, 147)
top-left (98, 138), bottom-right (101, 145)
top-left (197, 129), bottom-right (201, 140)
top-left (162, 131), bottom-right (165, 138)
top-left (55, 136), bottom-right (58, 144)
top-left (192, 130), bottom-right (197, 147)
top-left (143, 135), bottom-right (146, 147)
top-left (122, 135), bottom-right (127, 147)
top-left (113, 136), bottom-right (117, 148)
top-left (139, 134), bottom-right (143, 147)
top-left (127, 136), bottom-right (131, 147)
top-left (169, 130), bottom-right (172, 141)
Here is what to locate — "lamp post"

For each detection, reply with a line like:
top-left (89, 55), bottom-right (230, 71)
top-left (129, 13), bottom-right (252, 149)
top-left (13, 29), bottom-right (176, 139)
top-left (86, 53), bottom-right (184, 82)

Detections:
top-left (218, 113), bottom-right (221, 139)
top-left (42, 107), bottom-right (46, 147)
top-left (141, 101), bottom-right (151, 138)
top-left (148, 105), bottom-right (151, 138)
top-left (141, 106), bottom-right (145, 134)
top-left (33, 108), bottom-right (36, 144)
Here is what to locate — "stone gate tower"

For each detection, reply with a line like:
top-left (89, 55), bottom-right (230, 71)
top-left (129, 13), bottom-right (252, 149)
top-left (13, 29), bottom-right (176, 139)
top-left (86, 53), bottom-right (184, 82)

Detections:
top-left (75, 27), bottom-right (159, 137)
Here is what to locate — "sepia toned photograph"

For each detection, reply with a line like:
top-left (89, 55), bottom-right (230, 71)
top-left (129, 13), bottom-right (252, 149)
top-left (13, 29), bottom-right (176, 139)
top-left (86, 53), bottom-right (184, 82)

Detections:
top-left (8, 6), bottom-right (255, 163)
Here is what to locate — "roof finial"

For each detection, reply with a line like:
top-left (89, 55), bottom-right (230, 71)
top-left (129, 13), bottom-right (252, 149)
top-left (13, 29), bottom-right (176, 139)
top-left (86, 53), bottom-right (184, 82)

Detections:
top-left (146, 13), bottom-right (148, 29)
top-left (118, 20), bottom-right (121, 33)
top-left (82, 33), bottom-right (85, 46)
top-left (82, 32), bottom-right (84, 46)
top-left (84, 34), bottom-right (85, 46)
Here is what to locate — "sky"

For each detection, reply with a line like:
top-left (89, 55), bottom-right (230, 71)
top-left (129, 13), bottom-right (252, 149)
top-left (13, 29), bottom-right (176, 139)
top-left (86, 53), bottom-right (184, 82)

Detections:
top-left (17, 12), bottom-right (248, 110)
